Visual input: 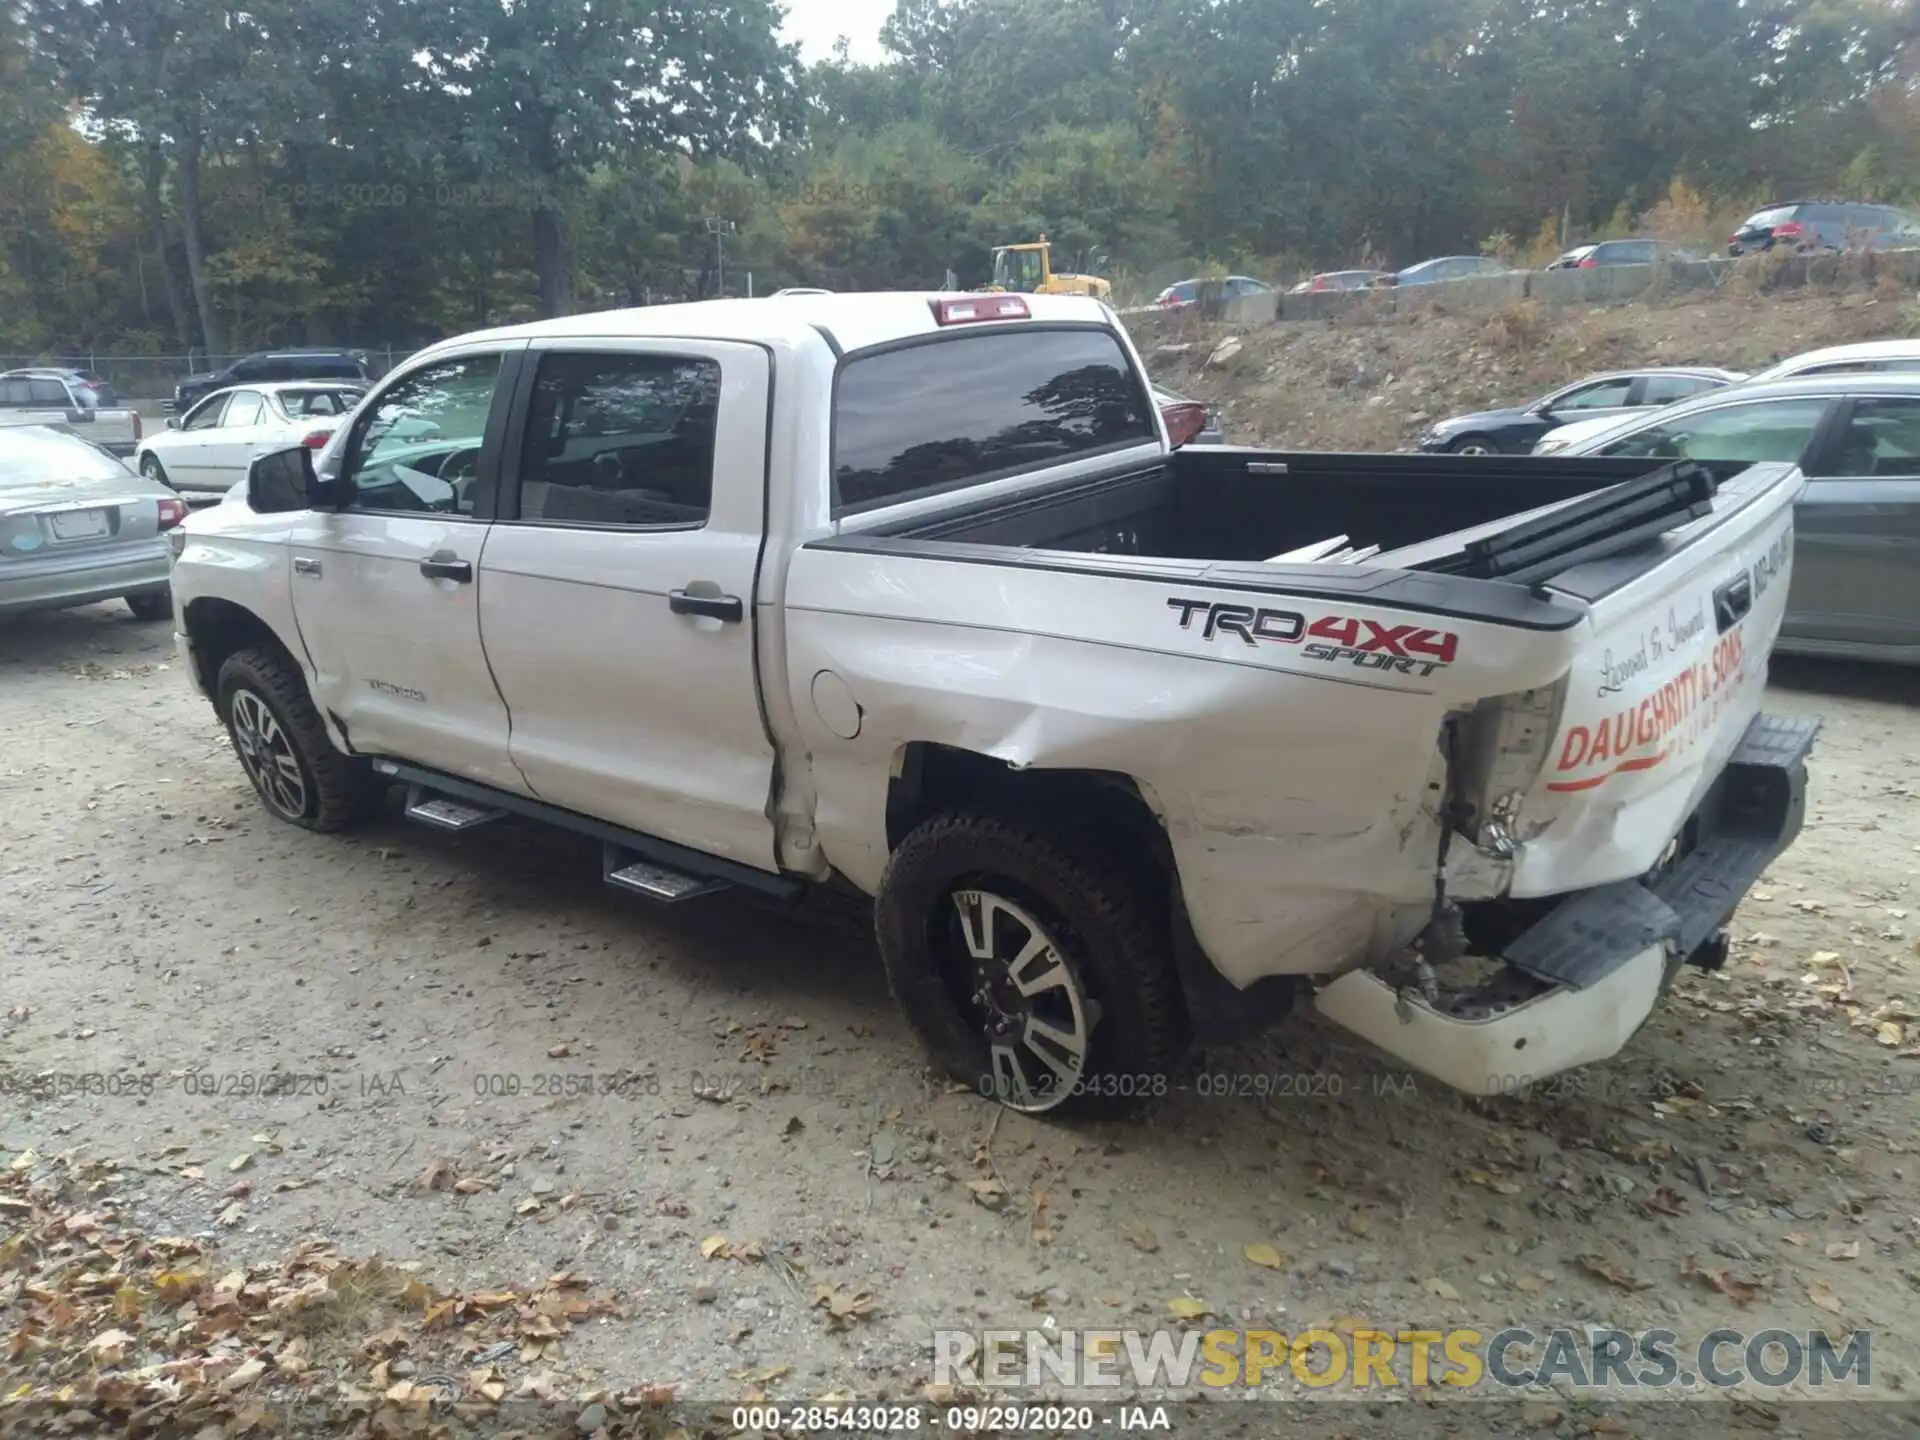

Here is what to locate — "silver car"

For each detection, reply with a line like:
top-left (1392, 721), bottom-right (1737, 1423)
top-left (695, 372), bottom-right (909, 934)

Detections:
top-left (1544, 374), bottom-right (1920, 664)
top-left (0, 424), bottom-right (185, 621)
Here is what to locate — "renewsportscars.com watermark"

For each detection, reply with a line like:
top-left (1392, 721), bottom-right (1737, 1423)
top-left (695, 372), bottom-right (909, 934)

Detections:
top-left (934, 1326), bottom-right (1872, 1392)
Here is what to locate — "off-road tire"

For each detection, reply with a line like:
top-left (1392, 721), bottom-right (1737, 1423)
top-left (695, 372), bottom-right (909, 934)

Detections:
top-left (875, 812), bottom-right (1190, 1116)
top-left (216, 646), bottom-right (382, 832)
top-left (125, 589), bottom-right (172, 622)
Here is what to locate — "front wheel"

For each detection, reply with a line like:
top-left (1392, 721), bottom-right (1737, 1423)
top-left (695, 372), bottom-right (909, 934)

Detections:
top-left (216, 646), bottom-right (382, 831)
top-left (875, 813), bottom-right (1190, 1116)
top-left (1448, 435), bottom-right (1499, 456)
top-left (139, 453), bottom-right (173, 489)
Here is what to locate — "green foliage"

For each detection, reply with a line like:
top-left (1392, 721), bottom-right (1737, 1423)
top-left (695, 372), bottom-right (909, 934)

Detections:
top-left (2, 0), bottom-right (1916, 363)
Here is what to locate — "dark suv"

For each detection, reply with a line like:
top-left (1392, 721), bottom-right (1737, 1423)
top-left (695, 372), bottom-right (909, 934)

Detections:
top-left (169, 349), bottom-right (375, 412)
top-left (1728, 201), bottom-right (1920, 256)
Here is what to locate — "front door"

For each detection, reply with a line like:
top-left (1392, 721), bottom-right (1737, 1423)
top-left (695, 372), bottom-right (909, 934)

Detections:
top-left (476, 340), bottom-right (779, 870)
top-left (199, 388), bottom-right (274, 493)
top-left (1792, 394), bottom-right (1920, 654)
top-left (288, 344), bottom-right (532, 791)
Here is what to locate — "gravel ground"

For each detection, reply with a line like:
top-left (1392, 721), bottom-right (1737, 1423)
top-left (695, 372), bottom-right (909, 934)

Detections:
top-left (3, 600), bottom-right (1919, 1428)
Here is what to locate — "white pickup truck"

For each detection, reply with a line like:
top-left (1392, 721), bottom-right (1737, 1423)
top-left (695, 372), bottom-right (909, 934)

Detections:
top-left (169, 292), bottom-right (1817, 1115)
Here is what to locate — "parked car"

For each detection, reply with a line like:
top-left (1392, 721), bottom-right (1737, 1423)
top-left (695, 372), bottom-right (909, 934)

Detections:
top-left (1288, 270), bottom-right (1390, 294)
top-left (1418, 367), bottom-right (1744, 455)
top-left (138, 382), bottom-right (367, 498)
top-left (1536, 373), bottom-right (1920, 664)
top-left (0, 424), bottom-right (186, 620)
top-left (1745, 340), bottom-right (1920, 383)
top-left (1, 366), bottom-right (121, 407)
top-left (0, 373), bottom-right (145, 456)
top-left (170, 349), bottom-right (375, 414)
top-left (1154, 275), bottom-right (1275, 309)
top-left (1547, 239), bottom-right (1702, 269)
top-left (1727, 200), bottom-right (1920, 256)
top-left (1148, 384), bottom-right (1224, 445)
top-left (1384, 256), bottom-right (1511, 287)
top-left (172, 289), bottom-right (1811, 1115)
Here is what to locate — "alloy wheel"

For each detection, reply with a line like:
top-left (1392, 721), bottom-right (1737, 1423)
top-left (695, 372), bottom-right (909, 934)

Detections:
top-left (229, 688), bottom-right (309, 819)
top-left (945, 887), bottom-right (1097, 1113)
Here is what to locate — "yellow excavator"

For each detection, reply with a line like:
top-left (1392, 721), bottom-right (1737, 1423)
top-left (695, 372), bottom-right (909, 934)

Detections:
top-left (983, 234), bottom-right (1111, 299)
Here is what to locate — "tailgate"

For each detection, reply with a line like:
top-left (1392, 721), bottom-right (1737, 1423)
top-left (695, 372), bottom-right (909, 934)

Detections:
top-left (1507, 460), bottom-right (1803, 897)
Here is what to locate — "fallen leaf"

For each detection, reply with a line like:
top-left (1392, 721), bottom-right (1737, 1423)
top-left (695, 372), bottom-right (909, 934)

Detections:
top-left (965, 1178), bottom-right (1007, 1211)
top-left (1784, 1232), bottom-right (1809, 1247)
top-left (1421, 1277), bottom-right (1461, 1301)
top-left (547, 1044), bottom-right (571, 1059)
top-left (1827, 1241), bottom-right (1861, 1261)
top-left (811, 1284), bottom-right (876, 1330)
top-left (1522, 1401), bottom-right (1565, 1427)
top-left (1808, 1278), bottom-right (1845, 1314)
top-left (1243, 1243), bottom-right (1284, 1269)
top-left (1578, 1256), bottom-right (1651, 1292)
top-left (228, 1153), bottom-right (253, 1173)
top-left (514, 1197), bottom-right (542, 1216)
top-left (1167, 1296), bottom-right (1211, 1321)
top-left (221, 1357), bottom-right (267, 1391)
top-left (1121, 1225), bottom-right (1158, 1253)
top-left (1808, 951), bottom-right (1843, 968)
top-left (216, 1202), bottom-right (245, 1228)
top-left (453, 1177), bottom-right (494, 1195)
top-left (1641, 1187), bottom-right (1689, 1217)
top-left (416, 1159), bottom-right (456, 1193)
top-left (1513, 1274), bottom-right (1551, 1293)
top-left (1682, 1255), bottom-right (1763, 1305)
top-left (1877, 1022), bottom-right (1905, 1048)
top-left (1584, 1419), bottom-right (1632, 1437)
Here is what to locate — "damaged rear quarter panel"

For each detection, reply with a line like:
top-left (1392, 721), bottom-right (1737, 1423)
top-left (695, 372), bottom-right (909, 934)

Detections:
top-left (783, 546), bottom-right (1581, 985)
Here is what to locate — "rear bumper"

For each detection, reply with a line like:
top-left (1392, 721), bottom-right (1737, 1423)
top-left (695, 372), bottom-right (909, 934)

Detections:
top-left (0, 540), bottom-right (172, 616)
top-left (1316, 710), bottom-right (1817, 1094)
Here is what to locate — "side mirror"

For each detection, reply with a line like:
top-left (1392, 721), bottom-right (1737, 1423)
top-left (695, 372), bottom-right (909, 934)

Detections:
top-left (165, 418), bottom-right (180, 430)
top-left (248, 446), bottom-right (319, 513)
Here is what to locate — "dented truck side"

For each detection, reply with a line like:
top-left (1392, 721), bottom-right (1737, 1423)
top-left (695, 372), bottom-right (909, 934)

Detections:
top-left (171, 292), bottom-right (1816, 1118)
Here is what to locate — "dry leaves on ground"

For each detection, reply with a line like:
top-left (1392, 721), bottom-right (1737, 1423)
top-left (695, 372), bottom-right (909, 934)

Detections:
top-left (1681, 1255), bottom-right (1765, 1305)
top-left (0, 1150), bottom-right (660, 1435)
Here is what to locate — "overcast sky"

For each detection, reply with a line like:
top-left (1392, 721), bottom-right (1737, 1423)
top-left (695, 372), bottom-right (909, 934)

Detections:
top-left (781, 0), bottom-right (893, 63)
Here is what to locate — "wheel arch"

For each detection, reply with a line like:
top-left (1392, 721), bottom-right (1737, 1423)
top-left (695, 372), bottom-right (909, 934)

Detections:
top-left (181, 596), bottom-right (303, 706)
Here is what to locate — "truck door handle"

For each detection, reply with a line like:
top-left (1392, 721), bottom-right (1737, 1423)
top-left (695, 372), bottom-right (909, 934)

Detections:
top-left (419, 552), bottom-right (473, 583)
top-left (293, 556), bottom-right (322, 577)
top-left (668, 590), bottom-right (744, 623)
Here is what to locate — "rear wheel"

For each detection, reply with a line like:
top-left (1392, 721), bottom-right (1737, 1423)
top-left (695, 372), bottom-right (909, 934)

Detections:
top-left (875, 813), bottom-right (1189, 1115)
top-left (1448, 435), bottom-right (1499, 456)
top-left (125, 590), bottom-right (171, 622)
top-left (216, 646), bottom-right (382, 831)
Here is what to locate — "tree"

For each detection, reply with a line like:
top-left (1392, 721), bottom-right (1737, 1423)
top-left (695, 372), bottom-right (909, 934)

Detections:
top-left (429, 0), bottom-right (803, 316)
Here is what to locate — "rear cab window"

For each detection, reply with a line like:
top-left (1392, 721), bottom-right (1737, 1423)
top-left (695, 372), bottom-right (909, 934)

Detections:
top-left (831, 326), bottom-right (1156, 514)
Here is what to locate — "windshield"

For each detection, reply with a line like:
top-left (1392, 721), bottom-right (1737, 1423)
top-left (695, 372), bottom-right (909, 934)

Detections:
top-left (992, 248), bottom-right (1047, 292)
top-left (0, 425), bottom-right (131, 485)
top-left (1745, 206), bottom-right (1797, 230)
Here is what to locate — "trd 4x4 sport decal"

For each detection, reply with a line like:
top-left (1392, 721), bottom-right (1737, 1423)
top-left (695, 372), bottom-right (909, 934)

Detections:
top-left (1167, 598), bottom-right (1459, 677)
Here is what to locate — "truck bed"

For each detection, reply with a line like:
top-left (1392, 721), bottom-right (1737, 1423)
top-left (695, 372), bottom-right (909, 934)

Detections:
top-left (857, 447), bottom-right (1745, 572)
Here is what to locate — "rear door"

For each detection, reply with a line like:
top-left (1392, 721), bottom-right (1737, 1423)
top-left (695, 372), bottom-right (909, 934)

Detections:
top-left (199, 388), bottom-right (272, 491)
top-left (1790, 395), bottom-right (1920, 653)
top-left (288, 344), bottom-right (529, 790)
top-left (475, 340), bottom-right (779, 869)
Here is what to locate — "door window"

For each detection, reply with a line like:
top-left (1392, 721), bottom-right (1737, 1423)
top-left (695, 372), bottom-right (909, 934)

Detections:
top-left (229, 357), bottom-right (272, 381)
top-left (28, 379), bottom-right (68, 405)
top-left (1640, 374), bottom-right (1720, 405)
top-left (0, 379), bottom-right (31, 406)
top-left (1813, 398), bottom-right (1920, 478)
top-left (339, 353), bottom-right (503, 515)
top-left (181, 394), bottom-right (230, 431)
top-left (1552, 378), bottom-right (1635, 411)
top-left (1597, 398), bottom-right (1831, 464)
top-left (222, 391), bottom-right (266, 427)
top-left (511, 352), bottom-right (720, 527)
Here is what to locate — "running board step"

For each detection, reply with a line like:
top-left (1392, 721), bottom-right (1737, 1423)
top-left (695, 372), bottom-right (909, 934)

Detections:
top-left (403, 785), bottom-right (505, 832)
top-left (603, 845), bottom-right (730, 903)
